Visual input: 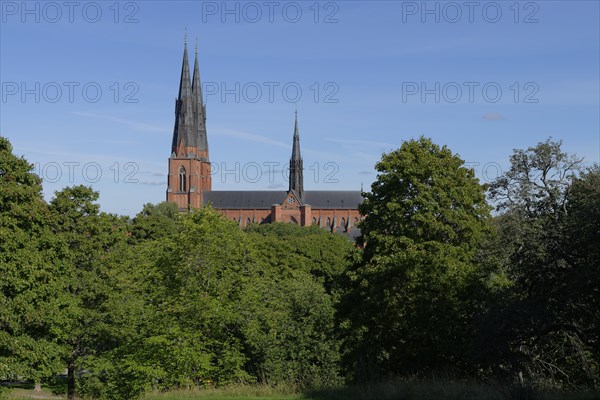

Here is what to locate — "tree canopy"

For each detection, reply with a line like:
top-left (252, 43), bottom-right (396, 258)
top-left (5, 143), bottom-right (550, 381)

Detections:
top-left (1, 136), bottom-right (598, 399)
top-left (339, 137), bottom-right (492, 379)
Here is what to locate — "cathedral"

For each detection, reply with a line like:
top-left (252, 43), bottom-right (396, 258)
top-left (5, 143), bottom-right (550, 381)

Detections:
top-left (166, 40), bottom-right (362, 234)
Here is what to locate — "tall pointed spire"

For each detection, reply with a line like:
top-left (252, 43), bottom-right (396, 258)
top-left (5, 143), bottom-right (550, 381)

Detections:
top-left (172, 33), bottom-right (194, 152)
top-left (192, 36), bottom-right (207, 152)
top-left (167, 34), bottom-right (212, 209)
top-left (289, 111), bottom-right (303, 198)
top-left (291, 109), bottom-right (301, 159)
top-left (172, 32), bottom-right (208, 155)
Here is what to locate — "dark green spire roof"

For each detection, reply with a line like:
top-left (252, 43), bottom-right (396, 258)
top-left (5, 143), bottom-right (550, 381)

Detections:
top-left (172, 36), bottom-right (208, 157)
top-left (291, 110), bottom-right (301, 160)
top-left (192, 39), bottom-right (208, 152)
top-left (289, 111), bottom-right (303, 197)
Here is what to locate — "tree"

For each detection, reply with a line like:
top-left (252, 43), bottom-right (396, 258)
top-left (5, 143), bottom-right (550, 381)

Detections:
top-left (339, 137), bottom-right (492, 379)
top-left (243, 223), bottom-right (356, 387)
top-left (488, 138), bottom-right (582, 217)
top-left (567, 164), bottom-right (600, 271)
top-left (111, 207), bottom-right (254, 392)
top-left (0, 137), bottom-right (66, 387)
top-left (48, 186), bottom-right (130, 399)
top-left (564, 165), bottom-right (600, 382)
top-left (481, 139), bottom-right (598, 387)
top-left (245, 223), bottom-right (357, 296)
top-left (130, 202), bottom-right (181, 242)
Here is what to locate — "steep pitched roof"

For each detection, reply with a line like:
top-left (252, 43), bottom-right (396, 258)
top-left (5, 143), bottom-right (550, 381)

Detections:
top-left (204, 191), bottom-right (287, 209)
top-left (289, 111), bottom-right (303, 197)
top-left (291, 111), bottom-right (301, 161)
top-left (171, 38), bottom-right (207, 155)
top-left (203, 190), bottom-right (363, 209)
top-left (192, 42), bottom-right (208, 152)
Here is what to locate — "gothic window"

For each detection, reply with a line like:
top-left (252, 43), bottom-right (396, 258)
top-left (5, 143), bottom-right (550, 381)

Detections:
top-left (179, 166), bottom-right (186, 192)
top-left (340, 217), bottom-right (346, 228)
top-left (326, 217), bottom-right (331, 227)
top-left (290, 216), bottom-right (298, 224)
top-left (246, 217), bottom-right (251, 225)
top-left (312, 217), bottom-right (317, 225)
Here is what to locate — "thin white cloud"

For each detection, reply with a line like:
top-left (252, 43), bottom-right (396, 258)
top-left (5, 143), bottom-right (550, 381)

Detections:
top-left (213, 127), bottom-right (346, 162)
top-left (325, 138), bottom-right (396, 148)
top-left (138, 181), bottom-right (167, 186)
top-left (139, 170), bottom-right (166, 177)
top-left (71, 112), bottom-right (167, 133)
top-left (213, 128), bottom-right (289, 149)
top-left (483, 112), bottom-right (506, 121)
top-left (13, 145), bottom-right (165, 169)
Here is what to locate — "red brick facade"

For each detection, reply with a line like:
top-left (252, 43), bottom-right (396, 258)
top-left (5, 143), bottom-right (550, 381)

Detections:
top-left (217, 191), bottom-right (362, 231)
top-left (166, 144), bottom-right (211, 210)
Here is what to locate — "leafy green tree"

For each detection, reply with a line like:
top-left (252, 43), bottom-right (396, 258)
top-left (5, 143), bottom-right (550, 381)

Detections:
top-left (245, 223), bottom-right (357, 296)
top-left (567, 164), bottom-right (600, 272)
top-left (60, 229), bottom-right (166, 400)
top-left (488, 138), bottom-right (582, 218)
top-left (0, 137), bottom-right (66, 386)
top-left (565, 165), bottom-right (600, 382)
top-left (48, 186), bottom-right (131, 399)
top-left (243, 223), bottom-right (356, 387)
top-left (130, 201), bottom-right (181, 242)
top-left (481, 139), bottom-right (598, 387)
top-left (339, 137), bottom-right (492, 379)
top-left (115, 214), bottom-right (354, 394)
top-left (111, 207), bottom-right (254, 393)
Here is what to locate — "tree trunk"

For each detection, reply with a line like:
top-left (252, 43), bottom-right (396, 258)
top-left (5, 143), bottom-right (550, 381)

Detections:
top-left (34, 381), bottom-right (42, 392)
top-left (67, 361), bottom-right (75, 400)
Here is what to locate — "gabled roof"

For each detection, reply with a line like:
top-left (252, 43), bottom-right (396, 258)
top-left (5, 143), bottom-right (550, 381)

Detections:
top-left (204, 191), bottom-right (287, 209)
top-left (203, 190), bottom-right (363, 209)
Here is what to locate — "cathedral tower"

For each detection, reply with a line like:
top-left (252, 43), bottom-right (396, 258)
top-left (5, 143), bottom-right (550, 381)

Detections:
top-left (289, 111), bottom-right (304, 198)
top-left (167, 36), bottom-right (211, 209)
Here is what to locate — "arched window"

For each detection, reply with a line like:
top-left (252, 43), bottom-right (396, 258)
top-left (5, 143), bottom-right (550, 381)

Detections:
top-left (312, 217), bottom-right (317, 225)
top-left (326, 217), bottom-right (331, 227)
top-left (354, 217), bottom-right (359, 226)
top-left (340, 217), bottom-right (346, 228)
top-left (179, 166), bottom-right (186, 192)
top-left (290, 216), bottom-right (298, 224)
top-left (246, 217), bottom-right (251, 226)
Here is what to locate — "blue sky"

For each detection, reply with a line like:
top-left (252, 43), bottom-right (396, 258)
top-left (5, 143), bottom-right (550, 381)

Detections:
top-left (1, 0), bottom-right (599, 216)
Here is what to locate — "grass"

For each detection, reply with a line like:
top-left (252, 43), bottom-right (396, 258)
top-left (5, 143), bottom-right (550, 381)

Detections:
top-left (2, 380), bottom-right (65, 400)
top-left (144, 385), bottom-right (305, 400)
top-left (3, 381), bottom-right (600, 400)
top-left (7, 387), bottom-right (63, 399)
top-left (143, 381), bottom-right (600, 400)
top-left (305, 380), bottom-right (600, 400)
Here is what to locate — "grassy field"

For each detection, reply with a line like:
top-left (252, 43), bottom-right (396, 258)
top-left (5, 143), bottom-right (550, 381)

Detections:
top-left (4, 381), bottom-right (600, 400)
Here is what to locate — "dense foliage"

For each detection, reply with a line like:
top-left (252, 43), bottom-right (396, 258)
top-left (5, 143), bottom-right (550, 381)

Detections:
top-left (0, 136), bottom-right (598, 399)
top-left (0, 138), bottom-right (66, 385)
top-left (339, 137), bottom-right (492, 379)
top-left (478, 140), bottom-right (599, 387)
